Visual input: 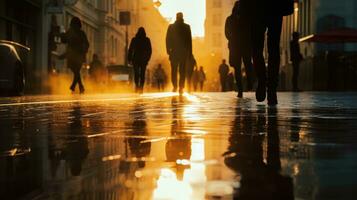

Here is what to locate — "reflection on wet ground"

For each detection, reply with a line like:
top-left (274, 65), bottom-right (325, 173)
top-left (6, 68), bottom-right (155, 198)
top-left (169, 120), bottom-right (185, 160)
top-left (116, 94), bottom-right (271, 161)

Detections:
top-left (0, 92), bottom-right (357, 200)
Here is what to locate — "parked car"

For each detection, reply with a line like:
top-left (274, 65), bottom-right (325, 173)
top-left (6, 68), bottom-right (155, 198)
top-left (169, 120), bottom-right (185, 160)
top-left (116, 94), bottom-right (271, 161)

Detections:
top-left (107, 65), bottom-right (134, 85)
top-left (0, 40), bottom-right (30, 95)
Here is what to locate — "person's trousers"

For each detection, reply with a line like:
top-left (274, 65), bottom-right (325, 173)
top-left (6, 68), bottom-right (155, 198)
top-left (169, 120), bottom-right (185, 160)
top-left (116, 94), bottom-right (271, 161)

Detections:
top-left (199, 81), bottom-right (204, 91)
top-left (292, 62), bottom-right (300, 90)
top-left (133, 64), bottom-right (147, 89)
top-left (220, 75), bottom-right (227, 92)
top-left (170, 59), bottom-right (186, 89)
top-left (68, 62), bottom-right (84, 92)
top-left (157, 79), bottom-right (164, 91)
top-left (233, 54), bottom-right (254, 93)
top-left (252, 16), bottom-right (283, 91)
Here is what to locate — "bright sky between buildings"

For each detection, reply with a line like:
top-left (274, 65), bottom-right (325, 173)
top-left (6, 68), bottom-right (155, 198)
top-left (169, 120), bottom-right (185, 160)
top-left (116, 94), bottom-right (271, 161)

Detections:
top-left (154, 0), bottom-right (206, 37)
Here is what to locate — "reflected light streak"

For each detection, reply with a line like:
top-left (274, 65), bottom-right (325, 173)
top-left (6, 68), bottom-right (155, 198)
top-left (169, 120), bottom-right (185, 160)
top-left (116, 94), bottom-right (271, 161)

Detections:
top-left (153, 168), bottom-right (192, 200)
top-left (153, 138), bottom-right (207, 199)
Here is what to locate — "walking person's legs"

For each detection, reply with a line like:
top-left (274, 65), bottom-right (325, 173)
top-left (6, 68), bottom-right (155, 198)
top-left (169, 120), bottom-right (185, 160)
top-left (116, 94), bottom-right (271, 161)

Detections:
top-left (70, 64), bottom-right (84, 93)
top-left (200, 81), bottom-right (204, 91)
top-left (234, 63), bottom-right (243, 98)
top-left (220, 76), bottom-right (227, 92)
top-left (133, 65), bottom-right (140, 92)
top-left (139, 65), bottom-right (147, 92)
top-left (243, 55), bottom-right (254, 91)
top-left (170, 60), bottom-right (178, 92)
top-left (292, 62), bottom-right (300, 91)
top-left (252, 22), bottom-right (268, 102)
top-left (267, 16), bottom-right (283, 105)
top-left (70, 68), bottom-right (78, 92)
top-left (178, 60), bottom-right (186, 94)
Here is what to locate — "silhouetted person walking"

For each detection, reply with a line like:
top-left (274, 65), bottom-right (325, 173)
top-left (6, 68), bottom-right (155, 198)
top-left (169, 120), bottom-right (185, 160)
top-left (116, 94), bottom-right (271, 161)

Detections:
top-left (186, 54), bottom-right (197, 92)
top-left (153, 64), bottom-right (166, 91)
top-left (218, 59), bottom-right (230, 92)
top-left (166, 12), bottom-right (193, 95)
top-left (192, 67), bottom-right (199, 92)
top-left (62, 17), bottom-right (89, 94)
top-left (197, 66), bottom-right (206, 91)
top-left (290, 32), bottom-right (303, 92)
top-left (250, 0), bottom-right (294, 105)
top-left (128, 27), bottom-right (152, 93)
top-left (89, 54), bottom-right (104, 82)
top-left (225, 1), bottom-right (254, 98)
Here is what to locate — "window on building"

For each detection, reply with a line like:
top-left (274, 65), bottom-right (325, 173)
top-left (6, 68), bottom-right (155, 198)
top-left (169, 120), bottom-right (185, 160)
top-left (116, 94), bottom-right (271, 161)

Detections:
top-left (213, 0), bottom-right (222, 8)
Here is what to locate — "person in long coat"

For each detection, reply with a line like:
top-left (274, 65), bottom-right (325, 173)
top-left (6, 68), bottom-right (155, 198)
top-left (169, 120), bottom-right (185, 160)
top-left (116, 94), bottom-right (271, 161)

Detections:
top-left (225, 1), bottom-right (254, 98)
top-left (166, 12), bottom-right (192, 94)
top-left (128, 27), bottom-right (152, 93)
top-left (62, 17), bottom-right (89, 94)
top-left (249, 0), bottom-right (294, 105)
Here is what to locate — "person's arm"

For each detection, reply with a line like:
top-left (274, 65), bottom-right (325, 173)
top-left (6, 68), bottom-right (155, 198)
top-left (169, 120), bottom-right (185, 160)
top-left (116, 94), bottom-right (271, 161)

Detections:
top-left (289, 41), bottom-right (294, 62)
top-left (166, 25), bottom-right (172, 55)
top-left (225, 17), bottom-right (231, 40)
top-left (147, 38), bottom-right (152, 61)
top-left (83, 32), bottom-right (89, 53)
top-left (187, 25), bottom-right (193, 55)
top-left (128, 38), bottom-right (135, 63)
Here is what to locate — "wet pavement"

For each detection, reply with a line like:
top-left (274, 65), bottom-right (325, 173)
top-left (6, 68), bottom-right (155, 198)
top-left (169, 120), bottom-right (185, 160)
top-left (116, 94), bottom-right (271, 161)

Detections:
top-left (0, 92), bottom-right (357, 200)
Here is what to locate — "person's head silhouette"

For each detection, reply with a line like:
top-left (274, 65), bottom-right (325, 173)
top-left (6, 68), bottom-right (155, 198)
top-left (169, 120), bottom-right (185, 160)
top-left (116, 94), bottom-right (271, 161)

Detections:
top-left (293, 32), bottom-right (300, 40)
top-left (232, 1), bottom-right (241, 15)
top-left (136, 27), bottom-right (146, 38)
top-left (70, 17), bottom-right (82, 30)
top-left (222, 59), bottom-right (226, 64)
top-left (176, 12), bottom-right (184, 22)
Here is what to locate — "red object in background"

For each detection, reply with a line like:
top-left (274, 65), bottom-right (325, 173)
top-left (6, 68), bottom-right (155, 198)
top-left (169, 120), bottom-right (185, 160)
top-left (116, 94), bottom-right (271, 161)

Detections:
top-left (300, 27), bottom-right (357, 43)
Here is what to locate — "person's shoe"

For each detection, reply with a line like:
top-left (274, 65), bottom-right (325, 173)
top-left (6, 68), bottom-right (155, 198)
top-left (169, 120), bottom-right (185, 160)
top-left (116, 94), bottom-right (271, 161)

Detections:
top-left (179, 88), bottom-right (184, 95)
top-left (172, 87), bottom-right (177, 93)
top-left (255, 82), bottom-right (266, 102)
top-left (79, 88), bottom-right (85, 94)
top-left (267, 90), bottom-right (278, 106)
top-left (237, 91), bottom-right (243, 98)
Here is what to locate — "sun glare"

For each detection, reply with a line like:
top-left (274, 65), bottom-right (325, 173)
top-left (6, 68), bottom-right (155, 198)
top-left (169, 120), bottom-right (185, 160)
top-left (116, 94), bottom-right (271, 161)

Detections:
top-left (155, 0), bottom-right (206, 37)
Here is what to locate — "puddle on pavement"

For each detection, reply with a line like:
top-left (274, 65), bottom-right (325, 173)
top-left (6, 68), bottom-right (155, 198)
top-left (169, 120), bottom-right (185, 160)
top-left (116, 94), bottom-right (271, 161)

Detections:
top-left (1, 92), bottom-right (357, 199)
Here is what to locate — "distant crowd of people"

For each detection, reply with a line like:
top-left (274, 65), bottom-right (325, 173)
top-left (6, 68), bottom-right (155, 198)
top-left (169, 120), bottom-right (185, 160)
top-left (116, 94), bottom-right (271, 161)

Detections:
top-left (60, 0), bottom-right (299, 105)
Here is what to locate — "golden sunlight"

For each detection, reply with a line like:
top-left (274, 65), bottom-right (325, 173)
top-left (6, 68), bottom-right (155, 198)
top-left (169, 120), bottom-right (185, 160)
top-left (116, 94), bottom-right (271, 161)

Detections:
top-left (154, 0), bottom-right (206, 37)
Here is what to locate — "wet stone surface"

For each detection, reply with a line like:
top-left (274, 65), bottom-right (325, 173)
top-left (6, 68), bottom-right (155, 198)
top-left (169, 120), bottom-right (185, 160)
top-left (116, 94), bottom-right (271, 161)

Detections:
top-left (0, 92), bottom-right (357, 200)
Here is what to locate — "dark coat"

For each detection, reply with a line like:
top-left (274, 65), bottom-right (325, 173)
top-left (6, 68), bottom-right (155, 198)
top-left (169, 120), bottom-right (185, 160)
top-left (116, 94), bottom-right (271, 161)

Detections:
top-left (290, 40), bottom-right (303, 63)
top-left (166, 20), bottom-right (192, 61)
top-left (128, 36), bottom-right (152, 66)
top-left (244, 0), bottom-right (294, 18)
top-left (62, 28), bottom-right (89, 69)
top-left (225, 1), bottom-right (252, 66)
top-left (268, 0), bottom-right (294, 16)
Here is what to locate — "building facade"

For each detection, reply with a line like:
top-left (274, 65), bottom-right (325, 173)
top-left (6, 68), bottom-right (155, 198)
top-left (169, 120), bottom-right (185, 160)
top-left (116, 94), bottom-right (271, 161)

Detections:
top-left (280, 0), bottom-right (357, 91)
top-left (1, 0), bottom-right (168, 93)
top-left (205, 0), bottom-right (235, 63)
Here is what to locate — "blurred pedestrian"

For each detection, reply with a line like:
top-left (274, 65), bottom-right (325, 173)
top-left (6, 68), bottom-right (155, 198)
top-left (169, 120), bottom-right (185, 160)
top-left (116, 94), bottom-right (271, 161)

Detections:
top-left (128, 27), bottom-right (152, 93)
top-left (197, 66), bottom-right (206, 91)
top-left (153, 64), bottom-right (166, 91)
top-left (89, 54), bottom-right (104, 83)
top-left (227, 72), bottom-right (235, 91)
top-left (166, 12), bottom-right (193, 95)
top-left (192, 67), bottom-right (199, 92)
top-left (61, 17), bottom-right (89, 94)
top-left (290, 32), bottom-right (303, 92)
top-left (218, 59), bottom-right (230, 92)
top-left (186, 54), bottom-right (197, 92)
top-left (250, 0), bottom-right (294, 105)
top-left (225, 1), bottom-right (254, 98)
